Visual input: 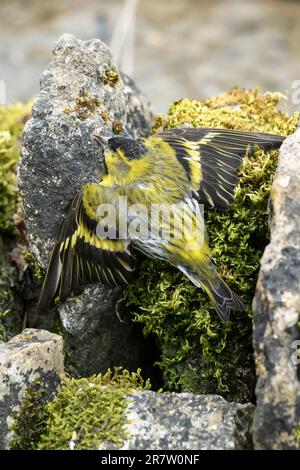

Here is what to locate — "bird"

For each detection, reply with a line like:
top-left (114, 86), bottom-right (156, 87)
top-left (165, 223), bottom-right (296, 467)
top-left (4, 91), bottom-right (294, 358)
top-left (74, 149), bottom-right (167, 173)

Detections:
top-left (36, 127), bottom-right (285, 321)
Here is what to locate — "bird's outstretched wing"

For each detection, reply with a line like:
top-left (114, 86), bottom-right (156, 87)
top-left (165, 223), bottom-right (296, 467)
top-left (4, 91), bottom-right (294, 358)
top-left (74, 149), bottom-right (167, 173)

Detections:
top-left (36, 186), bottom-right (136, 315)
top-left (155, 128), bottom-right (285, 210)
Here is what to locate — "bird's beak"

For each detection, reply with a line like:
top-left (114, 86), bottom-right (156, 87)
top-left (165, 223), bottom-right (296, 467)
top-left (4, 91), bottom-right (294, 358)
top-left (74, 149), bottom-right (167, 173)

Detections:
top-left (93, 134), bottom-right (110, 146)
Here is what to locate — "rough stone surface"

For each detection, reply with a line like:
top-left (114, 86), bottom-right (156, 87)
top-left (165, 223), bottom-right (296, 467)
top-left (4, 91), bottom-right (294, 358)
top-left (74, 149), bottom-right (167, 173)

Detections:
top-left (253, 128), bottom-right (300, 450)
top-left (59, 285), bottom-right (148, 377)
top-left (19, 33), bottom-right (152, 268)
top-left (18, 34), bottom-right (152, 374)
top-left (0, 328), bottom-right (64, 449)
top-left (101, 392), bottom-right (254, 450)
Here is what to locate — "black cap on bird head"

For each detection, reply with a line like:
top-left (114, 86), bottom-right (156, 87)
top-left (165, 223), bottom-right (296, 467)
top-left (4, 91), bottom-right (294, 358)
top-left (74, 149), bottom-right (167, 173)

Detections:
top-left (94, 134), bottom-right (147, 160)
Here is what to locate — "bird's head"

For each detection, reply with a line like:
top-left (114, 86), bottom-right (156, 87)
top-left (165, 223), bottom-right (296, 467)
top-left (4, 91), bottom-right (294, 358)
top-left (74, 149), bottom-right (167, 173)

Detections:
top-left (94, 135), bottom-right (153, 182)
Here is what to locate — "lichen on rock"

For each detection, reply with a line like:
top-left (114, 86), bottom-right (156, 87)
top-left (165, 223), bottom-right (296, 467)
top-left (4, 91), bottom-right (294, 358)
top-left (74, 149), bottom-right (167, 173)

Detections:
top-left (125, 87), bottom-right (299, 402)
top-left (253, 127), bottom-right (300, 449)
top-left (103, 392), bottom-right (254, 450)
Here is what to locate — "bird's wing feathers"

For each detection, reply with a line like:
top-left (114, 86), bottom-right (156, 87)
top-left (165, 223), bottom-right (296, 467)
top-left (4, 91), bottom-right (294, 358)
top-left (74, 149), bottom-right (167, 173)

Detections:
top-left (36, 187), bottom-right (136, 315)
top-left (156, 128), bottom-right (285, 210)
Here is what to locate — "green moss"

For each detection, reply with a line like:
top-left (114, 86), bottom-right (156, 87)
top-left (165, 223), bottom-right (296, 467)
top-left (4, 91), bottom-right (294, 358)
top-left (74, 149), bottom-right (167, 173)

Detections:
top-left (0, 103), bottom-right (31, 341)
top-left (126, 88), bottom-right (299, 401)
top-left (11, 368), bottom-right (151, 450)
top-left (101, 111), bottom-right (110, 123)
top-left (0, 103), bottom-right (31, 233)
top-left (0, 252), bottom-right (22, 342)
top-left (102, 68), bottom-right (119, 87)
top-left (64, 88), bottom-right (101, 120)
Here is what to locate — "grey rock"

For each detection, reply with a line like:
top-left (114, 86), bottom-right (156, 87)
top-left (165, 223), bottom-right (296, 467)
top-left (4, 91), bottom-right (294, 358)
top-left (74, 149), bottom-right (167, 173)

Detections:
top-left (100, 392), bottom-right (254, 450)
top-left (19, 33), bottom-right (152, 267)
top-left (59, 285), bottom-right (147, 377)
top-left (0, 328), bottom-right (64, 449)
top-left (18, 34), bottom-right (152, 374)
top-left (253, 128), bottom-right (300, 450)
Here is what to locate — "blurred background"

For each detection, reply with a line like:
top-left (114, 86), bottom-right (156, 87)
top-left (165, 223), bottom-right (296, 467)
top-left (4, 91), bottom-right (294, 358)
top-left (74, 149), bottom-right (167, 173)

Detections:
top-left (0, 0), bottom-right (300, 113)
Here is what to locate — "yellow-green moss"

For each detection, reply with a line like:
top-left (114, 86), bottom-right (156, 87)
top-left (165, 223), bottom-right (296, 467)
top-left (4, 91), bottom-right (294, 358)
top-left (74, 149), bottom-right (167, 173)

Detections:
top-left (126, 88), bottom-right (299, 401)
top-left (64, 88), bottom-right (101, 120)
top-left (0, 103), bottom-right (31, 233)
top-left (10, 368), bottom-right (151, 450)
top-left (102, 68), bottom-right (119, 87)
top-left (23, 250), bottom-right (44, 285)
top-left (0, 103), bottom-right (31, 341)
top-left (101, 111), bottom-right (110, 123)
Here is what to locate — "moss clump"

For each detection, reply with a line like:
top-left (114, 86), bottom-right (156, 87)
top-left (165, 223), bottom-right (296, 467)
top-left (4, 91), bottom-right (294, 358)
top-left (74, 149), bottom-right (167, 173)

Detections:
top-left (126, 88), bottom-right (299, 402)
top-left (10, 378), bottom-right (49, 450)
top-left (0, 103), bottom-right (31, 233)
top-left (112, 120), bottom-right (123, 134)
top-left (64, 88), bottom-right (101, 120)
top-left (102, 68), bottom-right (119, 87)
top-left (11, 368), bottom-right (151, 450)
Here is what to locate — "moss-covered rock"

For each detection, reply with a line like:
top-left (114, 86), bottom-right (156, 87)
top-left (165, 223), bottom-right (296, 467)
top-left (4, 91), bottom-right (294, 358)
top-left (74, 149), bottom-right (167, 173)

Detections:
top-left (10, 368), bottom-right (151, 450)
top-left (1, 328), bottom-right (64, 449)
top-left (9, 378), bottom-right (48, 450)
top-left (126, 88), bottom-right (299, 402)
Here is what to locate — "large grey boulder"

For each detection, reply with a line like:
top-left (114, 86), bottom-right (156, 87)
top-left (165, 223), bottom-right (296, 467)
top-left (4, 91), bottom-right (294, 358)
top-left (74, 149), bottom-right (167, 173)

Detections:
top-left (0, 328), bottom-right (64, 449)
top-left (18, 34), bottom-right (152, 375)
top-left (253, 128), bottom-right (300, 449)
top-left (100, 392), bottom-right (254, 450)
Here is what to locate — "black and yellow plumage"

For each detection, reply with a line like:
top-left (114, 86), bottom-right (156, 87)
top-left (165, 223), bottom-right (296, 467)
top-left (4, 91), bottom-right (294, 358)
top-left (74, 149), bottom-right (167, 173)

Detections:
top-left (36, 128), bottom-right (285, 321)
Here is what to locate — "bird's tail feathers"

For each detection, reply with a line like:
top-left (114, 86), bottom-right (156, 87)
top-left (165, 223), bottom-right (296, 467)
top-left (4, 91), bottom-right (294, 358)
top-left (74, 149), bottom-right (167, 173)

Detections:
top-left (180, 265), bottom-right (244, 322)
top-left (35, 243), bottom-right (62, 315)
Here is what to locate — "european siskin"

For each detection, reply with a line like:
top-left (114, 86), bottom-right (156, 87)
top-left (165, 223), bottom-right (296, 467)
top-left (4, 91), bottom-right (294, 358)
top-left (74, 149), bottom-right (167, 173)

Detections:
top-left (36, 128), bottom-right (285, 321)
